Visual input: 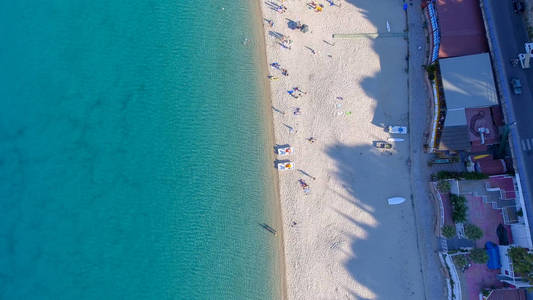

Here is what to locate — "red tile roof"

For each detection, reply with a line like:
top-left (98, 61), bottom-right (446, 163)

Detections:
top-left (489, 176), bottom-right (516, 200)
top-left (488, 288), bottom-right (526, 300)
top-left (465, 107), bottom-right (498, 145)
top-left (436, 0), bottom-right (489, 58)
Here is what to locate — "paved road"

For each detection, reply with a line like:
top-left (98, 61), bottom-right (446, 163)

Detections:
top-left (484, 0), bottom-right (533, 244)
top-left (407, 1), bottom-right (447, 299)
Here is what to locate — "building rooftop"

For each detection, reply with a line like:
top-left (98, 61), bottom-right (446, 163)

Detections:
top-left (444, 109), bottom-right (467, 127)
top-left (439, 125), bottom-right (471, 151)
top-left (488, 288), bottom-right (526, 300)
top-left (491, 106), bottom-right (505, 127)
top-left (489, 175), bottom-right (516, 200)
top-left (475, 158), bottom-right (507, 176)
top-left (466, 107), bottom-right (498, 145)
top-left (440, 53), bottom-right (499, 110)
top-left (436, 0), bottom-right (489, 58)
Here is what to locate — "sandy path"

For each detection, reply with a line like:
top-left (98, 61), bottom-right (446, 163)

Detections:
top-left (260, 0), bottom-right (426, 299)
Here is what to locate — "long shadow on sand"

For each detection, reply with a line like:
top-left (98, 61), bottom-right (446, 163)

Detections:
top-left (325, 142), bottom-right (423, 299)
top-left (345, 0), bottom-right (410, 129)
top-left (325, 1), bottom-right (428, 299)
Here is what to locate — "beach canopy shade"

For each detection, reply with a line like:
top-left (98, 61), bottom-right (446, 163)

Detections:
top-left (485, 241), bottom-right (501, 270)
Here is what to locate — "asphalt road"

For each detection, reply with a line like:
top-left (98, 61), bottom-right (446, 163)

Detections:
top-left (484, 0), bottom-right (533, 242)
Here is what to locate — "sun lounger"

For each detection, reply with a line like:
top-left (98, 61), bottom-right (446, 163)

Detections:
top-left (277, 146), bottom-right (293, 156)
top-left (277, 162), bottom-right (294, 170)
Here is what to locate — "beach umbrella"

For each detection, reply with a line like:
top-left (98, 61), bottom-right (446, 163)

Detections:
top-left (300, 24), bottom-right (309, 33)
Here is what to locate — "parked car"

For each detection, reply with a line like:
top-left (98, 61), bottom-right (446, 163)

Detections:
top-left (513, 0), bottom-right (525, 14)
top-left (510, 78), bottom-right (522, 95)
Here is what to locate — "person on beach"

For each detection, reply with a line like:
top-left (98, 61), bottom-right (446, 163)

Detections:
top-left (289, 127), bottom-right (296, 134)
top-left (307, 137), bottom-right (316, 143)
top-left (288, 90), bottom-right (298, 98)
top-left (282, 69), bottom-right (288, 76)
top-left (294, 107), bottom-right (301, 115)
top-left (294, 87), bottom-right (307, 94)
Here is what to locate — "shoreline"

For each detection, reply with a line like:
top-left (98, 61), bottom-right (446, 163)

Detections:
top-left (250, 1), bottom-right (289, 299)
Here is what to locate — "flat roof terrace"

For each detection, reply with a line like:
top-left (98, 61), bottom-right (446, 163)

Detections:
top-left (440, 53), bottom-right (498, 112)
top-left (436, 0), bottom-right (489, 58)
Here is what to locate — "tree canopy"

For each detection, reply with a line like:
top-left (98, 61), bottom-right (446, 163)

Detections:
top-left (509, 247), bottom-right (533, 285)
top-left (464, 224), bottom-right (483, 241)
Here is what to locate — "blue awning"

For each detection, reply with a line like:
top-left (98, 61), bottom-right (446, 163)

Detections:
top-left (485, 241), bottom-right (501, 270)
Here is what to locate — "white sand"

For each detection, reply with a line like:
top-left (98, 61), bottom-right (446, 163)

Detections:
top-left (260, 1), bottom-right (426, 299)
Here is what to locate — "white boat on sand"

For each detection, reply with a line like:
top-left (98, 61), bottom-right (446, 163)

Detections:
top-left (387, 197), bottom-right (406, 205)
top-left (388, 125), bottom-right (408, 134)
top-left (388, 138), bottom-right (405, 142)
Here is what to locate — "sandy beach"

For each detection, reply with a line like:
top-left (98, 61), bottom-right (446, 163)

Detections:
top-left (260, 0), bottom-right (427, 299)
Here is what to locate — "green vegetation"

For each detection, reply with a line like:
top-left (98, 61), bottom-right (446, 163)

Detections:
top-left (424, 63), bottom-right (437, 73)
top-left (450, 194), bottom-right (468, 223)
top-left (442, 225), bottom-right (456, 239)
top-left (462, 172), bottom-right (490, 180)
top-left (464, 224), bottom-right (483, 241)
top-left (443, 254), bottom-right (456, 300)
top-left (437, 180), bottom-right (451, 193)
top-left (453, 255), bottom-right (468, 270)
top-left (470, 248), bottom-right (488, 264)
top-left (482, 289), bottom-right (492, 297)
top-left (424, 63), bottom-right (437, 81)
top-left (447, 249), bottom-right (469, 255)
top-left (508, 247), bottom-right (533, 284)
top-left (432, 171), bottom-right (488, 181)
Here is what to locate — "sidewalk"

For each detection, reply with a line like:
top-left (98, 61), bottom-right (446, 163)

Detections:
top-left (407, 0), bottom-right (447, 299)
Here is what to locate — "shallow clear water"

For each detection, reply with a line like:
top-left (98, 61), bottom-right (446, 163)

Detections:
top-left (0, 1), bottom-right (281, 299)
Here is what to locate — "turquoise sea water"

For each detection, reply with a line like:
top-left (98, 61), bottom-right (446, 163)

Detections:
top-left (0, 1), bottom-right (282, 299)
